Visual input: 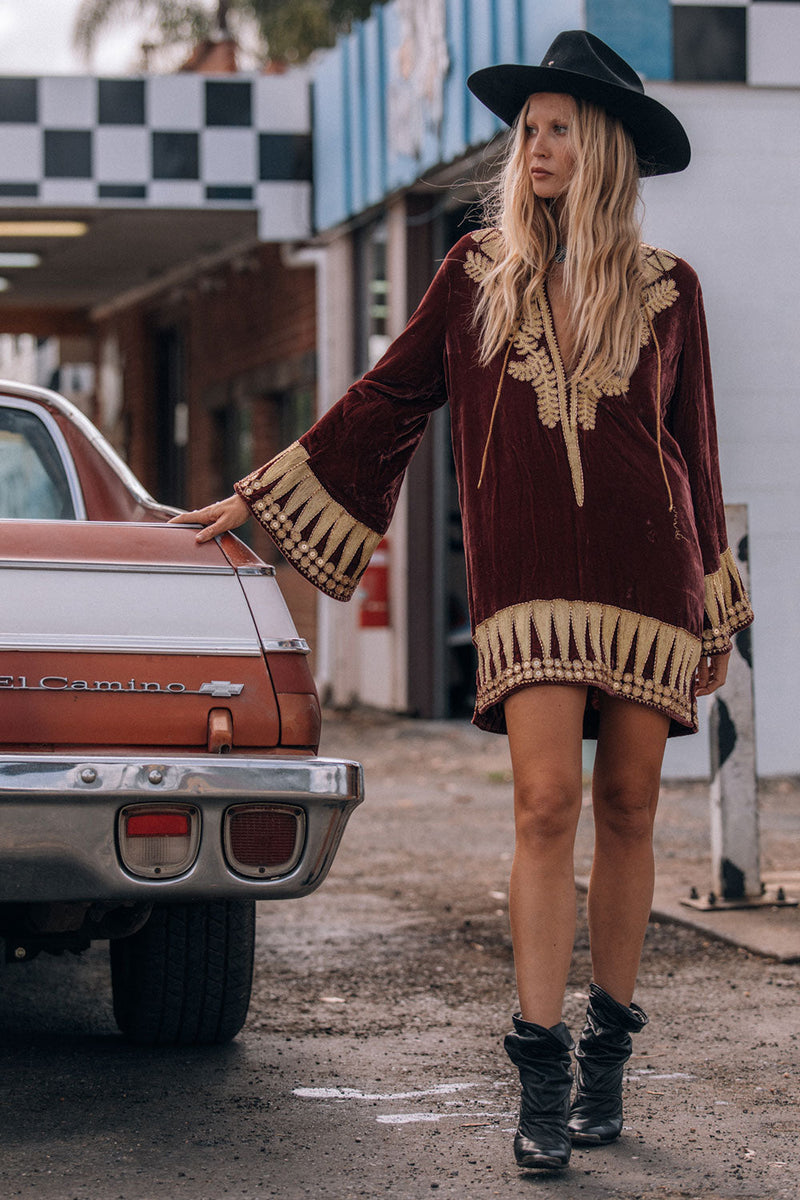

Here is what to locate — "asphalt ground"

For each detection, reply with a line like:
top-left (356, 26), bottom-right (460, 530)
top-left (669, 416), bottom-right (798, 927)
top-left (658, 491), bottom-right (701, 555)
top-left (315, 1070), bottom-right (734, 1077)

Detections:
top-left (0, 708), bottom-right (797, 1200)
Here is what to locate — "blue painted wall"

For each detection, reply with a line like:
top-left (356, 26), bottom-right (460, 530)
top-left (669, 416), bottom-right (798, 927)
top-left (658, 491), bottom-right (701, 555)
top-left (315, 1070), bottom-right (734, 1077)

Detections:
top-left (586, 0), bottom-right (672, 82)
top-left (312, 0), bottom-right (674, 232)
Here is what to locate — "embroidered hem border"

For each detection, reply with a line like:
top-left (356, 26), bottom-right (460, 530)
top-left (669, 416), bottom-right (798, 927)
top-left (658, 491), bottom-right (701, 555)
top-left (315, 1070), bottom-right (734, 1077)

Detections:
top-left (235, 441), bottom-right (382, 602)
top-left (474, 598), bottom-right (703, 728)
top-left (702, 547), bottom-right (754, 654)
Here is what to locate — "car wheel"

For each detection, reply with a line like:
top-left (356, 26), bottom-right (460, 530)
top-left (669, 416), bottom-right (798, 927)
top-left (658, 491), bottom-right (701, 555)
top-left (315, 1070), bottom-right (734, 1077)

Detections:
top-left (109, 899), bottom-right (255, 1046)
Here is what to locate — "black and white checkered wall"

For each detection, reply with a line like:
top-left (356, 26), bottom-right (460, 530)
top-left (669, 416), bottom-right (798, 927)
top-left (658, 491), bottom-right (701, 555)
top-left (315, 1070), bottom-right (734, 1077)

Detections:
top-left (671, 0), bottom-right (800, 84)
top-left (0, 73), bottom-right (312, 239)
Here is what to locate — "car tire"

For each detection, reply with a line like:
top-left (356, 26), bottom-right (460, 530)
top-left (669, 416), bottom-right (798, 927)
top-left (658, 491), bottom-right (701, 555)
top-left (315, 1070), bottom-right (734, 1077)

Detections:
top-left (109, 899), bottom-right (255, 1046)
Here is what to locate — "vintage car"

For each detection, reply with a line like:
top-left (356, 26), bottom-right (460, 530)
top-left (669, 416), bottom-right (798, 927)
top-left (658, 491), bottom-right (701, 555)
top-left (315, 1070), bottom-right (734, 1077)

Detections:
top-left (0, 380), bottom-right (363, 1045)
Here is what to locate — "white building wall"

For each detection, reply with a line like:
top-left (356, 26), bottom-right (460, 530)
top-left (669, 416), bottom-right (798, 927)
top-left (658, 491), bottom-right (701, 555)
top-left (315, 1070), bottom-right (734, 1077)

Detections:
top-left (0, 334), bottom-right (38, 384)
top-left (311, 234), bottom-right (361, 709)
top-left (643, 84), bottom-right (800, 778)
top-left (320, 200), bottom-right (412, 714)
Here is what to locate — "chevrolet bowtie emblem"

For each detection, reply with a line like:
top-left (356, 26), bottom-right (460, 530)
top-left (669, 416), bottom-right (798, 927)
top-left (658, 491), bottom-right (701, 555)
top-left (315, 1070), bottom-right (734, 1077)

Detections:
top-left (199, 681), bottom-right (244, 698)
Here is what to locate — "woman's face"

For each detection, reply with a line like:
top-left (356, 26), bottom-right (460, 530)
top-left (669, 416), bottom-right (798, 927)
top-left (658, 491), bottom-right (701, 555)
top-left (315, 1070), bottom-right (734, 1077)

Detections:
top-left (524, 93), bottom-right (577, 200)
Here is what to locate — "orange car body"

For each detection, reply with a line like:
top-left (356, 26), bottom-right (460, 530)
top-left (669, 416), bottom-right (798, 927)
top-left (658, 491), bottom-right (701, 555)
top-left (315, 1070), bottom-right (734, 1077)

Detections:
top-left (0, 381), bottom-right (362, 909)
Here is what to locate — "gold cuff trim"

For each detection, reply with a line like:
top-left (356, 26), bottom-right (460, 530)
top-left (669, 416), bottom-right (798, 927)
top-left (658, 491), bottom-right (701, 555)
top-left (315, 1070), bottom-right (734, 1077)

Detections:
top-left (474, 599), bottom-right (703, 725)
top-left (703, 547), bottom-right (754, 653)
top-left (236, 442), bottom-right (382, 601)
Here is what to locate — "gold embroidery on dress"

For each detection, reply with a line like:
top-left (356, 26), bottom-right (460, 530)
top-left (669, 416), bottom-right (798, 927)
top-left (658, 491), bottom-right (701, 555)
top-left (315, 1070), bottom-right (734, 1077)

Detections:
top-left (472, 228), bottom-right (504, 259)
top-left (464, 233), bottom-right (681, 505)
top-left (641, 246), bottom-right (677, 284)
top-left (463, 250), bottom-right (492, 287)
top-left (474, 598), bottom-right (703, 727)
top-left (702, 547), bottom-right (754, 653)
top-left (507, 343), bottom-right (559, 427)
top-left (236, 441), bottom-right (382, 601)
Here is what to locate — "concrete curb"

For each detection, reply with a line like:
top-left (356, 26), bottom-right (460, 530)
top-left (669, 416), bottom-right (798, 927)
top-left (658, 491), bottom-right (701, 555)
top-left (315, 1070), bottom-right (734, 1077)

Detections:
top-left (578, 870), bottom-right (800, 962)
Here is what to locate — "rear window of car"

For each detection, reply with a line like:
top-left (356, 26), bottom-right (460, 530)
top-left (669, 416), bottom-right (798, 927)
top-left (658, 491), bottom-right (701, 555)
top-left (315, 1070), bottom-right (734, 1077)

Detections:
top-left (0, 405), bottom-right (76, 519)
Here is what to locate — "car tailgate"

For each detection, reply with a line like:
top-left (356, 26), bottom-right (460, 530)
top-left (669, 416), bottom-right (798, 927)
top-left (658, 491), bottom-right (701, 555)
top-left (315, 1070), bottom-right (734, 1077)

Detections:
top-left (0, 520), bottom-right (290, 750)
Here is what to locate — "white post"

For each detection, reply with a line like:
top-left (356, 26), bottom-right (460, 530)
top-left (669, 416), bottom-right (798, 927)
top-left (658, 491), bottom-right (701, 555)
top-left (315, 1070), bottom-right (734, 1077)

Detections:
top-left (708, 504), bottom-right (760, 901)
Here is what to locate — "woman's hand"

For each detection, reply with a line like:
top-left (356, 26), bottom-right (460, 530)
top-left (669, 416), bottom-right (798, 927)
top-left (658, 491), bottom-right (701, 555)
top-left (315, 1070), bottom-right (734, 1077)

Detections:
top-left (168, 494), bottom-right (250, 544)
top-left (695, 650), bottom-right (731, 697)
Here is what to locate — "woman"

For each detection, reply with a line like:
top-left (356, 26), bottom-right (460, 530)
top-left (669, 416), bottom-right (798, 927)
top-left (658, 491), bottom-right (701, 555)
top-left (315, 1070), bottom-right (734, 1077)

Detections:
top-left (172, 31), bottom-right (753, 1172)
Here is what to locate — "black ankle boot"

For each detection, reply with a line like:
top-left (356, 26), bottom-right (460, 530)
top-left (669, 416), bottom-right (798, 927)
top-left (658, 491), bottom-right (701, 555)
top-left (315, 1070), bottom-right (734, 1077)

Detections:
top-left (504, 1015), bottom-right (574, 1169)
top-left (567, 983), bottom-right (648, 1145)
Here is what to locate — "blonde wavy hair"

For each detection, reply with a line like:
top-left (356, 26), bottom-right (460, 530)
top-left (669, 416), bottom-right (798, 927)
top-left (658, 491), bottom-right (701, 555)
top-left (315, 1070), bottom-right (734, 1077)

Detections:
top-left (474, 95), bottom-right (644, 383)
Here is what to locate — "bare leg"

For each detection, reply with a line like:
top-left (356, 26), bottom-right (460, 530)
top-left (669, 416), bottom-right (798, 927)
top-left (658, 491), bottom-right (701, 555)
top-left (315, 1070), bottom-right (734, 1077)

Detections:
top-left (588, 696), bottom-right (670, 1004)
top-left (504, 685), bottom-right (588, 1027)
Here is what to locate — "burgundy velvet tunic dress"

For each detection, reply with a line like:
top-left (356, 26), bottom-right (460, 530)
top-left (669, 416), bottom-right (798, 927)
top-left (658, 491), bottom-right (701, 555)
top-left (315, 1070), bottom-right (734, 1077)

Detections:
top-left (235, 229), bottom-right (753, 737)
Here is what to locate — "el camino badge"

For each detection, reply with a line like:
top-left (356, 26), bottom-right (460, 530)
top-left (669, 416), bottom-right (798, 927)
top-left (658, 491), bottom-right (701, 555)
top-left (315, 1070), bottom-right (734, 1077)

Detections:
top-left (0, 676), bottom-right (244, 697)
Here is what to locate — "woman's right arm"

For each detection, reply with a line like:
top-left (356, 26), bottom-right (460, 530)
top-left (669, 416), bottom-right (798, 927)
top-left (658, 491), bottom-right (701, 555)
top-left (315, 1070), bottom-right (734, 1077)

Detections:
top-left (172, 238), bottom-right (465, 592)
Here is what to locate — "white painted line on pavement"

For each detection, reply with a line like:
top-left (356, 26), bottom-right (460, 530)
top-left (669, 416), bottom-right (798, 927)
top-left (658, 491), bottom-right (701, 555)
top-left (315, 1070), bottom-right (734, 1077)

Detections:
top-left (293, 1082), bottom-right (478, 1102)
top-left (377, 1110), bottom-right (510, 1126)
top-left (628, 1070), bottom-right (697, 1080)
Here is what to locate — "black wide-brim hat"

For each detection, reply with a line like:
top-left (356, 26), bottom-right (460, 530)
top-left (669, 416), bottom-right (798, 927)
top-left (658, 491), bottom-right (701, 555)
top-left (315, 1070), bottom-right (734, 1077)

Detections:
top-left (467, 30), bottom-right (690, 176)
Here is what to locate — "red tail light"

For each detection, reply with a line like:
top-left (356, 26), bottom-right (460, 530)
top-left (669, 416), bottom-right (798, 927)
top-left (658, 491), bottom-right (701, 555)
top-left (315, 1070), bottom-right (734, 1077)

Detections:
top-left (224, 804), bottom-right (304, 878)
top-left (126, 813), bottom-right (190, 838)
top-left (118, 804), bottom-right (200, 878)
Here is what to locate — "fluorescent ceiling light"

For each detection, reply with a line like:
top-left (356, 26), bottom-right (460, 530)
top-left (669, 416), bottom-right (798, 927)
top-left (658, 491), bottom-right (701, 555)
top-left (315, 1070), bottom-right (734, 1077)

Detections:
top-left (0, 253), bottom-right (41, 268)
top-left (0, 221), bottom-right (88, 238)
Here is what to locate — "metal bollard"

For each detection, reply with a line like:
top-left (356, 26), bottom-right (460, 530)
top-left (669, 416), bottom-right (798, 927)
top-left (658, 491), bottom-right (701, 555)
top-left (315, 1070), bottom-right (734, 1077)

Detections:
top-left (683, 505), bottom-right (796, 911)
top-left (709, 505), bottom-right (760, 901)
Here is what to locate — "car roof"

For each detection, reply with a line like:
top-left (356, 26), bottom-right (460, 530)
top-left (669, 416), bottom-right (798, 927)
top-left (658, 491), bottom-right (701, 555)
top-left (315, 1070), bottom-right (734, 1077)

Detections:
top-left (0, 377), bottom-right (166, 514)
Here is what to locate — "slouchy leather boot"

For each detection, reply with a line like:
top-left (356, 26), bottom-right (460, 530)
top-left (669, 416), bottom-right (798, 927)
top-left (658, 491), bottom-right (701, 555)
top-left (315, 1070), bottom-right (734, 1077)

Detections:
top-left (568, 983), bottom-right (648, 1145)
top-left (504, 1015), bottom-right (574, 1169)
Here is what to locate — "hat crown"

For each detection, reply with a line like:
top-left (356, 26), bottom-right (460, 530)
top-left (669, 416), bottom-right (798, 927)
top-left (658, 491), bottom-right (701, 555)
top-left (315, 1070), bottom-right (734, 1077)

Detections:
top-left (540, 30), bottom-right (643, 96)
top-left (465, 29), bottom-right (690, 175)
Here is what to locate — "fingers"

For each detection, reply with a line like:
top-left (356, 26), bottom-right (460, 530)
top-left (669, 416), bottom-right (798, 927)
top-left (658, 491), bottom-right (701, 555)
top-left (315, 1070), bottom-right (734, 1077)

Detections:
top-left (168, 505), bottom-right (216, 526)
top-left (167, 494), bottom-right (250, 543)
top-left (695, 651), bottom-right (731, 697)
top-left (194, 513), bottom-right (231, 543)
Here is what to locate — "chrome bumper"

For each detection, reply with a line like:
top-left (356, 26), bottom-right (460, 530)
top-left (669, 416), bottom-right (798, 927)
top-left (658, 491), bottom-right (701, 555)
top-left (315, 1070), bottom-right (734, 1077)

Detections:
top-left (0, 753), bottom-right (363, 903)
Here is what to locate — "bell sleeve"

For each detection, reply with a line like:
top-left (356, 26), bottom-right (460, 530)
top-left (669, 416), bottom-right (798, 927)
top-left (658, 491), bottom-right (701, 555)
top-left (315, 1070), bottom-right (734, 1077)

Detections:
top-left (234, 249), bottom-right (454, 601)
top-left (668, 276), bottom-right (754, 655)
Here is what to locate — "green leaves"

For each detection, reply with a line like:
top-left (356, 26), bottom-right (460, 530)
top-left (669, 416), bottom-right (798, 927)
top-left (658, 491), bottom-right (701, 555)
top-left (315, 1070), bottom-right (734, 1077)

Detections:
top-left (73, 0), bottom-right (385, 67)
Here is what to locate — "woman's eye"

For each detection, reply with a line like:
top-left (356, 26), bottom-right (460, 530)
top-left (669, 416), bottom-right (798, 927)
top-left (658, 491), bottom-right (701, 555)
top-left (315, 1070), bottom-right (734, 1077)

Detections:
top-left (554, 124), bottom-right (568, 135)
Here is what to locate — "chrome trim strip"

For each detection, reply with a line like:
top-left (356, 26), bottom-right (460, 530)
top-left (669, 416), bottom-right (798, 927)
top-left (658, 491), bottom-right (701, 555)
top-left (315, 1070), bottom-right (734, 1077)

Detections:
top-left (0, 635), bottom-right (260, 654)
top-left (260, 638), bottom-right (310, 654)
top-left (0, 396), bottom-right (87, 519)
top-left (234, 565), bottom-right (276, 578)
top-left (0, 560), bottom-right (235, 576)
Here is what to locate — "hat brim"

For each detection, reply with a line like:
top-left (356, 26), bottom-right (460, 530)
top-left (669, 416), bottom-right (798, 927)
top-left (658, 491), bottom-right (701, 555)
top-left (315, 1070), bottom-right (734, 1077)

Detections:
top-left (467, 64), bottom-right (690, 176)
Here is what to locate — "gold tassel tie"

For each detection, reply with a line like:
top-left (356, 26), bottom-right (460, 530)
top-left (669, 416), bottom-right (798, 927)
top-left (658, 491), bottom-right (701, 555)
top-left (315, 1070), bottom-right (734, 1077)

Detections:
top-left (477, 334), bottom-right (516, 490)
top-left (645, 307), bottom-right (673, 513)
top-left (645, 308), bottom-right (683, 540)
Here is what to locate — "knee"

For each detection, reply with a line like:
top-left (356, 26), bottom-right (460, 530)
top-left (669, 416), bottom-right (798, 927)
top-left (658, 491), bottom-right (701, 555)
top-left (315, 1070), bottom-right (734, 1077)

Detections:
top-left (593, 778), bottom-right (658, 844)
top-left (514, 779), bottom-right (582, 846)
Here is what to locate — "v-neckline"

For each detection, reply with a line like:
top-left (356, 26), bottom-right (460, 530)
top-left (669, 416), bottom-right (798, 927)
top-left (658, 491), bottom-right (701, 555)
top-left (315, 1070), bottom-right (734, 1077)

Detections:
top-left (540, 283), bottom-right (573, 384)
